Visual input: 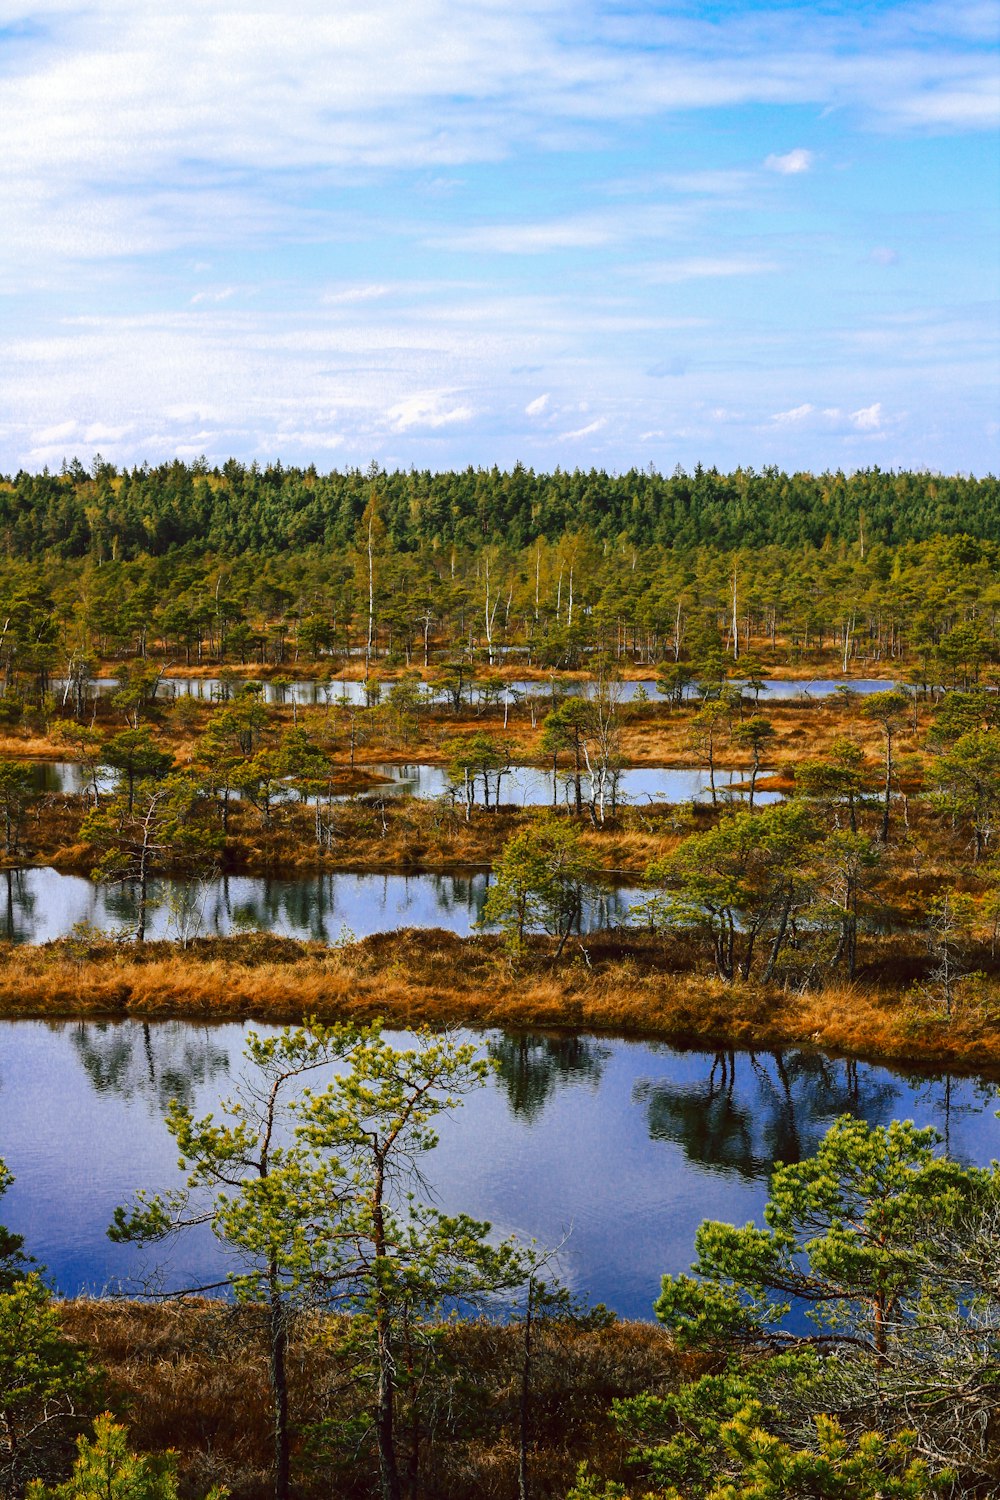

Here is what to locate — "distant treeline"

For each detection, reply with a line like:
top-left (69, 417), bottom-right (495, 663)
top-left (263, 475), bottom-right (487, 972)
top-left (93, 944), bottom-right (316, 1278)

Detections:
top-left (2, 458), bottom-right (998, 559)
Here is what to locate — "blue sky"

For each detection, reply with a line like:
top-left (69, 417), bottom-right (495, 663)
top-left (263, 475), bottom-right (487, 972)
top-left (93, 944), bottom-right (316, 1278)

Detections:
top-left (1, 0), bottom-right (997, 476)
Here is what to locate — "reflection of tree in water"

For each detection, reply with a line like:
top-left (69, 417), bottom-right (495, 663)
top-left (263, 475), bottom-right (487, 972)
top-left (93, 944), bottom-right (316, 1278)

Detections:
top-left (633, 1049), bottom-right (902, 1182)
top-left (70, 1021), bottom-right (231, 1112)
top-left (101, 881), bottom-right (149, 931)
top-left (215, 872), bottom-right (491, 941)
top-left (488, 1032), bottom-right (612, 1122)
top-left (902, 1071), bottom-right (999, 1161)
top-left (0, 869), bottom-right (37, 943)
top-left (582, 887), bottom-right (636, 933)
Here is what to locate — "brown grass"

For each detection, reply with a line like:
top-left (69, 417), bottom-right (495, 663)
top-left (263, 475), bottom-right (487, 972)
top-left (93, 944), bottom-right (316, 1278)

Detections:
top-left (0, 673), bottom-right (932, 776)
top-left (3, 929), bottom-right (998, 1074)
top-left (59, 1299), bottom-right (680, 1500)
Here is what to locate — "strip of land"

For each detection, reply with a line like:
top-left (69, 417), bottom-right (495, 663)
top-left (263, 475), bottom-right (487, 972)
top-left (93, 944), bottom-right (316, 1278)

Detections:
top-left (3, 930), bottom-right (995, 1075)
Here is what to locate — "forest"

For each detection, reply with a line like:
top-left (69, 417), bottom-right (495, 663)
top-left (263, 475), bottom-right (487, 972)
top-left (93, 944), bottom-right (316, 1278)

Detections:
top-left (1, 463), bottom-right (1000, 1500)
top-left (2, 459), bottom-right (998, 560)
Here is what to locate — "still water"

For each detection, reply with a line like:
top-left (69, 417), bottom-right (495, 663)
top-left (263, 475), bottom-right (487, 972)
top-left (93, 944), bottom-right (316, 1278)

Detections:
top-left (0, 867), bottom-right (641, 944)
top-left (28, 759), bottom-right (778, 807)
top-left (52, 674), bottom-right (899, 707)
top-left (0, 1020), bottom-right (994, 1318)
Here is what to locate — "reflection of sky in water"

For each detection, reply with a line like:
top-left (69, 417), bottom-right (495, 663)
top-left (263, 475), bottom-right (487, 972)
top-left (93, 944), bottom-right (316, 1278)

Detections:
top-left (29, 759), bottom-right (779, 807)
top-left (51, 674), bottom-right (900, 707)
top-left (362, 762), bottom-right (780, 807)
top-left (0, 1020), bottom-right (995, 1319)
top-left (0, 868), bottom-right (641, 944)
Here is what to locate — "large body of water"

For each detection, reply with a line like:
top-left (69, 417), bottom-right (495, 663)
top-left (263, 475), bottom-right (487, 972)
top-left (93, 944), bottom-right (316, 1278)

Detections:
top-left (0, 1020), bottom-right (993, 1319)
top-left (0, 867), bottom-right (642, 945)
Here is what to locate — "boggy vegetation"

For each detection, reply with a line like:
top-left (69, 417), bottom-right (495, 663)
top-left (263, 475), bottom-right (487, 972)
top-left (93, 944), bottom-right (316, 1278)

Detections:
top-left (3, 666), bottom-right (1000, 1067)
top-left (5, 1102), bottom-right (1000, 1499)
top-left (4, 925), bottom-right (1000, 1072)
top-left (5, 466), bottom-right (1000, 1497)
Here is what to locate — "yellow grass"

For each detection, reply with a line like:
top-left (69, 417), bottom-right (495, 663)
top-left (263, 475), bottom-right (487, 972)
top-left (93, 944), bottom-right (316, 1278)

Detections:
top-left (3, 931), bottom-right (997, 1073)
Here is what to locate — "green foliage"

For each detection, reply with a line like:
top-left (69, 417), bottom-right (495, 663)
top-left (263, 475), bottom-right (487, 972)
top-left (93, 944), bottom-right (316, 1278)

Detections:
top-left (794, 738), bottom-right (866, 811)
top-left (0, 759), bottom-right (35, 855)
top-left (0, 1162), bottom-right (96, 1494)
top-left (101, 728), bottom-right (173, 808)
top-left (4, 463), bottom-right (1000, 561)
top-left (578, 1117), bottom-right (998, 1499)
top-left (655, 1116), bottom-right (986, 1354)
top-left (0, 1276), bottom-right (96, 1495)
top-left (26, 1413), bottom-right (227, 1500)
top-left (730, 715), bottom-right (776, 806)
top-left (443, 730), bottom-right (512, 813)
top-left (646, 802), bottom-right (818, 982)
top-left (81, 772), bottom-right (220, 941)
top-left (482, 817), bottom-right (593, 955)
top-left (0, 1157), bottom-right (29, 1293)
top-left (931, 728), bottom-right (1000, 857)
top-left (111, 1023), bottom-right (535, 1500)
top-left (569, 1416), bottom-right (938, 1499)
top-left (109, 1021), bottom-right (364, 1301)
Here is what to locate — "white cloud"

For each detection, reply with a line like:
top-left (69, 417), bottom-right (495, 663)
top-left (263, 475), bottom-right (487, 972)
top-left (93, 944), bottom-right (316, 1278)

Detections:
top-left (559, 417), bottom-right (606, 440)
top-left (83, 423), bottom-right (132, 444)
top-left (525, 392), bottom-right (550, 416)
top-left (641, 256), bottom-right (778, 283)
top-left (322, 284), bottom-right (395, 305)
top-left (764, 148), bottom-right (814, 175)
top-left (0, 0), bottom-right (994, 281)
top-left (771, 403), bottom-right (815, 424)
top-left (851, 402), bottom-right (883, 430)
top-left (190, 287), bottom-right (239, 304)
top-left (388, 391), bottom-right (474, 431)
top-left (33, 419), bottom-right (79, 444)
top-left (429, 216), bottom-right (618, 255)
top-left (260, 428), bottom-right (345, 451)
top-left (769, 401), bottom-right (889, 435)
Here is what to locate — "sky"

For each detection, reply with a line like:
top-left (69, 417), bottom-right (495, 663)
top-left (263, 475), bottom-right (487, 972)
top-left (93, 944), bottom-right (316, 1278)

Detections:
top-left (1, 0), bottom-right (998, 478)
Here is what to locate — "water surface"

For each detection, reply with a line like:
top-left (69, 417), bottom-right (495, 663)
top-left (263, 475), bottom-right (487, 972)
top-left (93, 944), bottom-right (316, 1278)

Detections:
top-left (0, 1020), bottom-right (994, 1318)
top-left (51, 673), bottom-right (900, 707)
top-left (28, 758), bottom-right (778, 807)
top-left (0, 867), bottom-right (641, 945)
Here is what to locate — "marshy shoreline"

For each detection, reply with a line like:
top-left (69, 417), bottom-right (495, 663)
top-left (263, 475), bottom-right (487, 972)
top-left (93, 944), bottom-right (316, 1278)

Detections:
top-left (4, 927), bottom-right (998, 1077)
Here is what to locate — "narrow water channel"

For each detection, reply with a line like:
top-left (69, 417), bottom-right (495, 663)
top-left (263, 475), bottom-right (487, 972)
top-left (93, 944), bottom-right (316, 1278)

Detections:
top-left (26, 759), bottom-right (779, 807)
top-left (0, 867), bottom-right (642, 944)
top-left (50, 674), bottom-right (900, 707)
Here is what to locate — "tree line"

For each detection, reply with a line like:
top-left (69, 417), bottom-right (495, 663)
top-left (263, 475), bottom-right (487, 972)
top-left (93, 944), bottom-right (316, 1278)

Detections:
top-left (2, 460), bottom-right (997, 562)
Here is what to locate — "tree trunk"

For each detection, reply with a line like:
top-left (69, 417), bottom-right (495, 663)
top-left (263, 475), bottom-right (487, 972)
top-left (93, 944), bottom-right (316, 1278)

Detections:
top-left (269, 1280), bottom-right (292, 1500)
top-left (518, 1279), bottom-right (534, 1500)
top-left (881, 731), bottom-right (893, 842)
top-left (373, 1159), bottom-right (402, 1500)
top-left (762, 896), bottom-right (792, 983)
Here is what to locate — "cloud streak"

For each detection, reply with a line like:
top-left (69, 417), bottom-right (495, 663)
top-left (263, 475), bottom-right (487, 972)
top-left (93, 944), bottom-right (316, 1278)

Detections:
top-left (1, 1), bottom-right (996, 273)
top-left (765, 148), bottom-right (814, 174)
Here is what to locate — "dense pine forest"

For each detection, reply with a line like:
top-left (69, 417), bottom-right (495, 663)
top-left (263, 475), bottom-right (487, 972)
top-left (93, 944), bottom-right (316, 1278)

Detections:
top-left (2, 460), bottom-right (998, 559)
top-left (2, 463), bottom-right (1000, 685)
